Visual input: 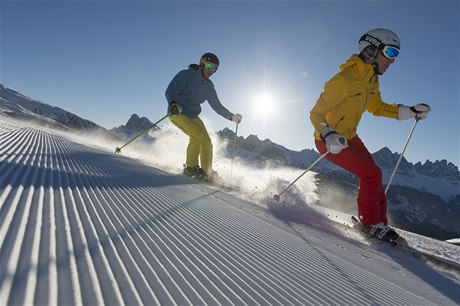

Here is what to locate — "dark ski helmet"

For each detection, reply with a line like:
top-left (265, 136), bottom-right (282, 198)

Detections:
top-left (200, 52), bottom-right (219, 66)
top-left (200, 53), bottom-right (219, 66)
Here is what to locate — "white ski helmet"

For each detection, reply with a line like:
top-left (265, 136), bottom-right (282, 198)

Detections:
top-left (358, 28), bottom-right (401, 53)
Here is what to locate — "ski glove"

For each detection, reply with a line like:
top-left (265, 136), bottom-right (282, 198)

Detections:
top-left (231, 113), bottom-right (242, 124)
top-left (398, 103), bottom-right (431, 120)
top-left (168, 102), bottom-right (182, 115)
top-left (320, 125), bottom-right (348, 154)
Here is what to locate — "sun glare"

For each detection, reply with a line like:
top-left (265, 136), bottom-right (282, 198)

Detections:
top-left (253, 92), bottom-right (276, 118)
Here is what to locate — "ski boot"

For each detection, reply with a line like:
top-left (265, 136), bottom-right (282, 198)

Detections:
top-left (351, 216), bottom-right (406, 246)
top-left (368, 222), bottom-right (405, 246)
top-left (183, 165), bottom-right (205, 180)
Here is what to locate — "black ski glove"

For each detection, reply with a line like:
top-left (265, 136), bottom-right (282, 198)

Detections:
top-left (168, 102), bottom-right (182, 115)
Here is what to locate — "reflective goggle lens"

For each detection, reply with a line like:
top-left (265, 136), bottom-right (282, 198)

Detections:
top-left (205, 62), bottom-right (218, 73)
top-left (382, 46), bottom-right (399, 59)
top-left (201, 58), bottom-right (218, 72)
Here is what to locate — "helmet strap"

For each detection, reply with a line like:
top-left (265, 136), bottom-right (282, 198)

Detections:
top-left (373, 63), bottom-right (383, 76)
top-left (198, 64), bottom-right (210, 79)
top-left (359, 45), bottom-right (378, 64)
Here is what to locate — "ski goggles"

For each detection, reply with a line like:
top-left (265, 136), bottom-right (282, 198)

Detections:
top-left (382, 45), bottom-right (400, 60)
top-left (359, 34), bottom-right (399, 60)
top-left (200, 59), bottom-right (218, 73)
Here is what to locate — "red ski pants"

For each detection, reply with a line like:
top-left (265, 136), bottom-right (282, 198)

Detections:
top-left (315, 136), bottom-right (387, 226)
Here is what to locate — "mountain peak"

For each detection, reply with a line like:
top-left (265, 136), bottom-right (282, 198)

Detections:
top-left (217, 130), bottom-right (459, 183)
top-left (110, 113), bottom-right (159, 140)
top-left (415, 159), bottom-right (459, 180)
top-left (372, 147), bottom-right (411, 171)
top-left (125, 113), bottom-right (154, 130)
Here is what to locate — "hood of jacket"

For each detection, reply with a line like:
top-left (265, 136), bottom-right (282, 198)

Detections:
top-left (188, 64), bottom-right (214, 84)
top-left (339, 54), bottom-right (375, 81)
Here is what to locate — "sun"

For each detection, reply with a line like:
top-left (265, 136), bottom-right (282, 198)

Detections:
top-left (253, 92), bottom-right (276, 118)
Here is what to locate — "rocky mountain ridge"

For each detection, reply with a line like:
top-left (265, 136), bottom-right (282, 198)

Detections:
top-left (218, 128), bottom-right (459, 181)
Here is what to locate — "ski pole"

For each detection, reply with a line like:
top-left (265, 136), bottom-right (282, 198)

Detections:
top-left (385, 118), bottom-right (419, 194)
top-left (274, 151), bottom-right (329, 201)
top-left (231, 122), bottom-right (239, 176)
top-left (114, 114), bottom-right (168, 154)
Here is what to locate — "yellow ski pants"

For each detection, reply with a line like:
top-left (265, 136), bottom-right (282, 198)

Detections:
top-left (169, 115), bottom-right (213, 172)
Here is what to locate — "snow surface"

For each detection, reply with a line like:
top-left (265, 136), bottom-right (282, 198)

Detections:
top-left (1, 114), bottom-right (459, 305)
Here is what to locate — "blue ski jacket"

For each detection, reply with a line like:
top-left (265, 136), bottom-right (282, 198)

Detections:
top-left (165, 64), bottom-right (233, 120)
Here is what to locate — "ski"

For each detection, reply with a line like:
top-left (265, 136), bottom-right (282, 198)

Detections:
top-left (182, 171), bottom-right (239, 191)
top-left (348, 216), bottom-right (451, 264)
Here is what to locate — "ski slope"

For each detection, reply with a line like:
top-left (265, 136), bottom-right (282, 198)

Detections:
top-left (1, 116), bottom-right (459, 306)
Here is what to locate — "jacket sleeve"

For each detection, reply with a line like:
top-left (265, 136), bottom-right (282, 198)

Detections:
top-left (367, 90), bottom-right (399, 119)
top-left (165, 70), bottom-right (188, 105)
top-left (310, 75), bottom-right (347, 137)
top-left (207, 85), bottom-right (233, 120)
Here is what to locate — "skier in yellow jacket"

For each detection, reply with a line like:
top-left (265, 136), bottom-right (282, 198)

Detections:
top-left (310, 29), bottom-right (431, 244)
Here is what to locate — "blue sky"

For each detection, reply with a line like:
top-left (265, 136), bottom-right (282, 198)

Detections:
top-left (1, 0), bottom-right (459, 166)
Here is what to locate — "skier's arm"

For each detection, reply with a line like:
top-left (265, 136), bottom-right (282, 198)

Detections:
top-left (165, 70), bottom-right (188, 105)
top-left (310, 75), bottom-right (347, 137)
top-left (367, 90), bottom-right (399, 119)
top-left (207, 86), bottom-right (233, 120)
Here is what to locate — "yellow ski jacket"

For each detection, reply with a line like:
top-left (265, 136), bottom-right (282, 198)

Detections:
top-left (310, 54), bottom-right (399, 140)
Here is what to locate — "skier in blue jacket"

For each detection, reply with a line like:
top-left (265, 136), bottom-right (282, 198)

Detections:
top-left (165, 52), bottom-right (242, 180)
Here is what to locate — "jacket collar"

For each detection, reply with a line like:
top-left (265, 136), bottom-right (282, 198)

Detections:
top-left (188, 63), bottom-right (212, 83)
top-left (339, 54), bottom-right (375, 81)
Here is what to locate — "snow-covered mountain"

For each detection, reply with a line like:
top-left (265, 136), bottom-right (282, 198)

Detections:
top-left (0, 83), bottom-right (125, 148)
top-left (110, 113), bottom-right (161, 141)
top-left (0, 83), bottom-right (105, 133)
top-left (218, 128), bottom-right (459, 183)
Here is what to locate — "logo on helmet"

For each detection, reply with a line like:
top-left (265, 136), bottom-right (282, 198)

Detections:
top-left (363, 35), bottom-right (382, 48)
